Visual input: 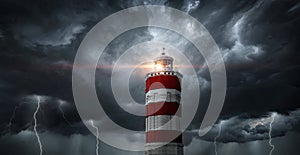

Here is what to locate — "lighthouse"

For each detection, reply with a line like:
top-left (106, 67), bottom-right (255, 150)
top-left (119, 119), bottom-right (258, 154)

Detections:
top-left (145, 52), bottom-right (183, 155)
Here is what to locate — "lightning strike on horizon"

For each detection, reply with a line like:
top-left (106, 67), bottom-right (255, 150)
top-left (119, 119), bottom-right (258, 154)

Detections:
top-left (214, 121), bottom-right (223, 155)
top-left (33, 96), bottom-right (43, 155)
top-left (91, 120), bottom-right (100, 155)
top-left (268, 113), bottom-right (276, 155)
top-left (7, 101), bottom-right (27, 133)
top-left (7, 106), bottom-right (19, 132)
top-left (58, 101), bottom-right (73, 127)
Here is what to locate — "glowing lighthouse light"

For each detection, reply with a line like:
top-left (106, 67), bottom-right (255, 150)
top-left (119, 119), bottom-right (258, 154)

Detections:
top-left (145, 50), bottom-right (183, 155)
top-left (154, 52), bottom-right (174, 72)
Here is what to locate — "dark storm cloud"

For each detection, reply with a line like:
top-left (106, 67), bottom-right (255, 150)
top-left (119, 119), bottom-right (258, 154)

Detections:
top-left (0, 0), bottom-right (112, 136)
top-left (8, 0), bottom-right (118, 48)
top-left (0, 0), bottom-right (300, 154)
top-left (13, 23), bottom-right (85, 47)
top-left (192, 0), bottom-right (300, 116)
top-left (0, 94), bottom-right (88, 136)
top-left (185, 132), bottom-right (300, 155)
top-left (208, 110), bottom-right (299, 143)
top-left (0, 30), bottom-right (3, 38)
top-left (0, 131), bottom-right (143, 155)
top-left (183, 109), bottom-right (300, 146)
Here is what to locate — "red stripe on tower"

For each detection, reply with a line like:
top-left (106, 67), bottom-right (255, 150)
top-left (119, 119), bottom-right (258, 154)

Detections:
top-left (145, 76), bottom-right (181, 93)
top-left (145, 52), bottom-right (183, 155)
top-left (146, 130), bottom-right (182, 143)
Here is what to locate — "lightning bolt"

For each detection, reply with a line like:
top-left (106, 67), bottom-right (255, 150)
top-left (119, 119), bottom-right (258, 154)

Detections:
top-left (7, 106), bottom-right (19, 133)
top-left (90, 120), bottom-right (99, 155)
top-left (214, 121), bottom-right (223, 155)
top-left (33, 96), bottom-right (43, 155)
top-left (268, 113), bottom-right (276, 155)
top-left (7, 101), bottom-right (26, 133)
top-left (58, 104), bottom-right (73, 127)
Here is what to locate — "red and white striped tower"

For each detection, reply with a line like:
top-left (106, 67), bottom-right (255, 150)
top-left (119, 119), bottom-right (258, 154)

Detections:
top-left (145, 52), bottom-right (183, 155)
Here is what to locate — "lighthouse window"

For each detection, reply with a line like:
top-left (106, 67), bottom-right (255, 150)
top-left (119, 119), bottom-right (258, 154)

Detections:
top-left (153, 93), bottom-right (157, 102)
top-left (167, 92), bottom-right (171, 101)
top-left (146, 95), bottom-right (149, 103)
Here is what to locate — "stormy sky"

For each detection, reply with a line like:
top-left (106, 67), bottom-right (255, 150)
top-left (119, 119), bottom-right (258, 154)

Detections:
top-left (1, 0), bottom-right (300, 154)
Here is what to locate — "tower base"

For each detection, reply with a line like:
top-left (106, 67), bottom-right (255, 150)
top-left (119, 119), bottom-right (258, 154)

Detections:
top-left (145, 143), bottom-right (183, 155)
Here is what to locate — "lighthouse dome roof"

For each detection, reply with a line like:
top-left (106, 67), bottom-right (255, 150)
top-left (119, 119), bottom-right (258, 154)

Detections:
top-left (154, 53), bottom-right (174, 61)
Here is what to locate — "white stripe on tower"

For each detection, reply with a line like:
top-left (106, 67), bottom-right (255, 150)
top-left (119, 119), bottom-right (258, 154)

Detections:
top-left (146, 115), bottom-right (180, 131)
